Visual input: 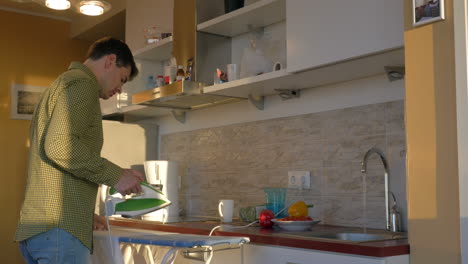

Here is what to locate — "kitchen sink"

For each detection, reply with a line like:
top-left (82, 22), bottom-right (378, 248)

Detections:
top-left (304, 232), bottom-right (406, 242)
top-left (284, 231), bottom-right (407, 243)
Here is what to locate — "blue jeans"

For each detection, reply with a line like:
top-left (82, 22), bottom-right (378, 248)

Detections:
top-left (19, 228), bottom-right (90, 264)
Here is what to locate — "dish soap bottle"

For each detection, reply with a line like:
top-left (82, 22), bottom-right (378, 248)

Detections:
top-left (176, 65), bottom-right (185, 82)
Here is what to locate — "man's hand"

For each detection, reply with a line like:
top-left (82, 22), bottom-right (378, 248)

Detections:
top-left (114, 169), bottom-right (144, 195)
top-left (93, 214), bottom-right (108, 231)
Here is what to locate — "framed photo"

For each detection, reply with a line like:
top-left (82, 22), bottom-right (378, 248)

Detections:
top-left (10, 83), bottom-right (46, 120)
top-left (413, 0), bottom-right (445, 27)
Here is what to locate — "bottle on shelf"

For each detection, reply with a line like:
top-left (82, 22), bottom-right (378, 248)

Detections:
top-left (185, 58), bottom-right (194, 81)
top-left (164, 65), bottom-right (176, 85)
top-left (156, 75), bottom-right (164, 87)
top-left (176, 65), bottom-right (185, 82)
top-left (145, 76), bottom-right (155, 90)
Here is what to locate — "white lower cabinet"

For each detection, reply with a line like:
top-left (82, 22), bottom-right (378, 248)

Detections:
top-left (94, 240), bottom-right (408, 264)
top-left (242, 244), bottom-right (409, 264)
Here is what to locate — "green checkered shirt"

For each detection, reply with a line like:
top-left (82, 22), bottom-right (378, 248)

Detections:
top-left (15, 62), bottom-right (122, 251)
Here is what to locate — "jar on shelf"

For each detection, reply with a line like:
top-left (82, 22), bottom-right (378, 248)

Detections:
top-left (176, 66), bottom-right (185, 82)
top-left (156, 75), bottom-right (164, 87)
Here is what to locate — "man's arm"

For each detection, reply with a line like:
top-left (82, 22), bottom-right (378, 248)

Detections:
top-left (93, 214), bottom-right (108, 231)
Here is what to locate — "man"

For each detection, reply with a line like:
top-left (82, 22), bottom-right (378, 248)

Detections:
top-left (15, 37), bottom-right (144, 263)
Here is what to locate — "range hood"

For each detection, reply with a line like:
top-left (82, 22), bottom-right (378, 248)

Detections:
top-left (132, 81), bottom-right (244, 110)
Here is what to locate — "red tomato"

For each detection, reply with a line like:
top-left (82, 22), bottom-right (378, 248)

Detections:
top-left (259, 209), bottom-right (275, 228)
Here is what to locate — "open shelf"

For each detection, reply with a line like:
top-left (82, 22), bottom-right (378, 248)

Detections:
top-left (204, 48), bottom-right (405, 98)
top-left (133, 36), bottom-right (173, 61)
top-left (204, 69), bottom-right (290, 97)
top-left (197, 0), bottom-right (285, 37)
top-left (104, 48), bottom-right (404, 121)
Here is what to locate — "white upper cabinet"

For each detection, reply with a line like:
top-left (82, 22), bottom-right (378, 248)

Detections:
top-left (287, 0), bottom-right (404, 73)
top-left (103, 0), bottom-right (406, 120)
top-left (200, 0), bottom-right (404, 102)
top-left (197, 0), bottom-right (285, 37)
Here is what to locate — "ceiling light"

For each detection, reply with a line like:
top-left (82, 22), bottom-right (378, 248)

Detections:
top-left (45, 0), bottom-right (70, 10)
top-left (79, 1), bottom-right (111, 16)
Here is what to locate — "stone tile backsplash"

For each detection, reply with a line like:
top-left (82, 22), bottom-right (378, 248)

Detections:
top-left (160, 100), bottom-right (406, 229)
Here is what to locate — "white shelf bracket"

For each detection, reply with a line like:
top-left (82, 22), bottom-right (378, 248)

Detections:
top-left (384, 66), bottom-right (405, 82)
top-left (275, 89), bottom-right (301, 100)
top-left (171, 110), bottom-right (186, 124)
top-left (248, 94), bottom-right (264, 110)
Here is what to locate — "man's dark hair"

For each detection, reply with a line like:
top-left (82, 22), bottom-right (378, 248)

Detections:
top-left (86, 37), bottom-right (139, 80)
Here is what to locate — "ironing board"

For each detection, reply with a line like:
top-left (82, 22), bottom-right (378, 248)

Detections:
top-left (92, 226), bottom-right (250, 264)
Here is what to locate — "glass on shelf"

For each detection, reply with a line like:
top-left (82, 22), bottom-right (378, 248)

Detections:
top-left (117, 92), bottom-right (130, 110)
top-left (143, 26), bottom-right (161, 44)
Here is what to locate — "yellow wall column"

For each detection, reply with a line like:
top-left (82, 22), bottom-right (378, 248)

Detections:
top-left (404, 0), bottom-right (461, 263)
top-left (0, 10), bottom-right (89, 263)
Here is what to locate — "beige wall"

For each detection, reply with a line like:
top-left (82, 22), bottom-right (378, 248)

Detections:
top-left (404, 0), bottom-right (461, 263)
top-left (0, 10), bottom-right (90, 263)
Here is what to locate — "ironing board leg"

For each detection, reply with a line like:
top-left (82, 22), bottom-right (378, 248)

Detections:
top-left (204, 246), bottom-right (214, 264)
top-left (161, 248), bottom-right (177, 264)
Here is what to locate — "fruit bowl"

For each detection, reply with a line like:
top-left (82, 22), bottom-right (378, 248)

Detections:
top-left (272, 219), bottom-right (321, 231)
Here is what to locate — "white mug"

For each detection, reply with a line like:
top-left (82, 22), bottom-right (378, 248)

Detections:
top-left (218, 199), bottom-right (234, 222)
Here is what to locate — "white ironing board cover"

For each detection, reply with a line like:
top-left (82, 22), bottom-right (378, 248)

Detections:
top-left (96, 226), bottom-right (250, 248)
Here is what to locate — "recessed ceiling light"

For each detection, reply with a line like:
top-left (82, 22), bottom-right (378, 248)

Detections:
top-left (79, 1), bottom-right (111, 16)
top-left (45, 0), bottom-right (70, 10)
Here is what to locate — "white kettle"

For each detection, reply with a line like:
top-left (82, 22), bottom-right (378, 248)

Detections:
top-left (142, 160), bottom-right (180, 223)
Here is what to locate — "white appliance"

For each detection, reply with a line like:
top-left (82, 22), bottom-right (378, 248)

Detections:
top-left (141, 160), bottom-right (180, 223)
top-left (95, 120), bottom-right (159, 217)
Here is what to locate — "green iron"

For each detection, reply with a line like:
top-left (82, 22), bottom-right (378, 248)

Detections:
top-left (106, 182), bottom-right (171, 217)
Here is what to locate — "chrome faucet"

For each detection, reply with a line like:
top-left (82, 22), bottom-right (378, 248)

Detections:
top-left (361, 147), bottom-right (392, 231)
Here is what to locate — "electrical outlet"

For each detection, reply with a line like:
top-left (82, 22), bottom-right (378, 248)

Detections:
top-left (288, 171), bottom-right (311, 189)
top-left (288, 172), bottom-right (299, 188)
top-left (300, 172), bottom-right (311, 189)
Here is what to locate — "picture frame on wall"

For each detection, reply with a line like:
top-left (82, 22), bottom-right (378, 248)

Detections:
top-left (413, 0), bottom-right (445, 27)
top-left (10, 83), bottom-right (46, 120)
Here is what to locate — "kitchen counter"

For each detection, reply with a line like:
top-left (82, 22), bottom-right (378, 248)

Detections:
top-left (108, 218), bottom-right (409, 258)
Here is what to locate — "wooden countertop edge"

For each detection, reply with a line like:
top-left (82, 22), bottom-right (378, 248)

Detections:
top-left (109, 219), bottom-right (409, 258)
